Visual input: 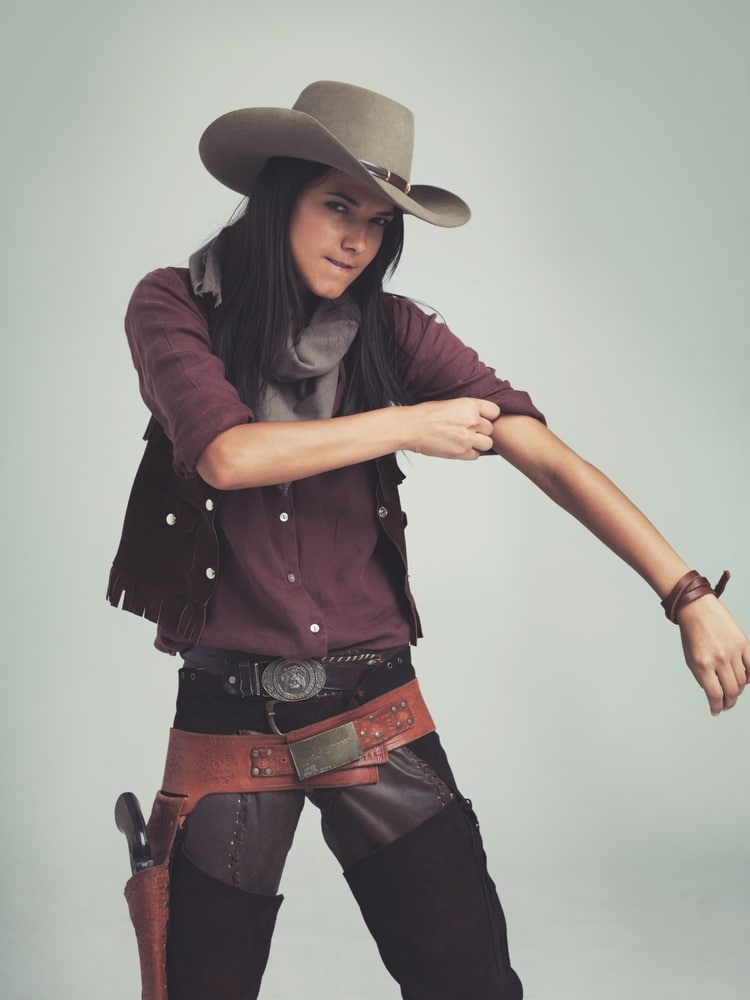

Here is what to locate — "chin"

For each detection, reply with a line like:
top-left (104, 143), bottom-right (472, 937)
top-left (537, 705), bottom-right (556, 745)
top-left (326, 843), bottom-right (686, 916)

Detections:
top-left (313, 281), bottom-right (355, 300)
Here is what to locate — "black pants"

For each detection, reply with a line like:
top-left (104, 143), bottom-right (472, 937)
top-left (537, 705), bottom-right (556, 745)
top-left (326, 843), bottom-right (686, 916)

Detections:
top-left (167, 659), bottom-right (523, 999)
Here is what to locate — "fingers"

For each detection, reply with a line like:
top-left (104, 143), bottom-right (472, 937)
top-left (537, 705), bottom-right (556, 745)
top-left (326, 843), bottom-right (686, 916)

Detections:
top-left (679, 601), bottom-right (750, 715)
top-left (736, 645), bottom-right (750, 688)
top-left (724, 645), bottom-right (750, 710)
top-left (478, 400), bottom-right (501, 422)
top-left (470, 419), bottom-right (496, 454)
top-left (701, 674), bottom-right (726, 716)
top-left (696, 652), bottom-right (748, 715)
top-left (407, 397), bottom-right (501, 460)
top-left (467, 401), bottom-right (500, 456)
top-left (716, 663), bottom-right (740, 713)
top-left (694, 664), bottom-right (733, 716)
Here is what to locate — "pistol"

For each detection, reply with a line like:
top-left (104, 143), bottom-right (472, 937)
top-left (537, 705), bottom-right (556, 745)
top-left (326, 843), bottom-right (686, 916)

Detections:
top-left (115, 792), bottom-right (155, 875)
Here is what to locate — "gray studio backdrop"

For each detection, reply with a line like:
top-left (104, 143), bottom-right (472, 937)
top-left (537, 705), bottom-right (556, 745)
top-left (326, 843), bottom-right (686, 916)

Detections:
top-left (2, 2), bottom-right (748, 998)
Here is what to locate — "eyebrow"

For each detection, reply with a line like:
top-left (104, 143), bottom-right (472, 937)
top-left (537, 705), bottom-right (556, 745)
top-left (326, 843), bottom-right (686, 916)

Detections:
top-left (324, 190), bottom-right (396, 216)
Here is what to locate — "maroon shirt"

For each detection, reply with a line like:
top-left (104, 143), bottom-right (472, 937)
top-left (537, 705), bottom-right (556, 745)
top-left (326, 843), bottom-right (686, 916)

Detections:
top-left (124, 268), bottom-right (545, 656)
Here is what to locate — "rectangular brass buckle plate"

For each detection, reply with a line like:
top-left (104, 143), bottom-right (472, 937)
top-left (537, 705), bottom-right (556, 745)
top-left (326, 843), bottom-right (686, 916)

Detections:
top-left (288, 722), bottom-right (362, 780)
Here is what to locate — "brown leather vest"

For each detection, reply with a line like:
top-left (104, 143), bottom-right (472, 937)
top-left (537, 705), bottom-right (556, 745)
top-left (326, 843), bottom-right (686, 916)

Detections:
top-left (106, 419), bottom-right (422, 645)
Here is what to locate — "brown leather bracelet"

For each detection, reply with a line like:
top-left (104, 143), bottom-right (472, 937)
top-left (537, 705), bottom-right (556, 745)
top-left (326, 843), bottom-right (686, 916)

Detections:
top-left (661, 569), bottom-right (731, 623)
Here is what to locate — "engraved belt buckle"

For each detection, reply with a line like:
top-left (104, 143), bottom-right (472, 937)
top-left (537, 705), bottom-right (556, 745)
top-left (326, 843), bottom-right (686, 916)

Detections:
top-left (288, 723), bottom-right (363, 780)
top-left (261, 658), bottom-right (326, 701)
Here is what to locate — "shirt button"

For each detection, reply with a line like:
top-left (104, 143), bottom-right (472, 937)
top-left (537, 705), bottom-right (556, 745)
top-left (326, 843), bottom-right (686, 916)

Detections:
top-left (279, 512), bottom-right (289, 523)
top-left (205, 567), bottom-right (216, 580)
top-left (287, 573), bottom-right (296, 583)
top-left (165, 513), bottom-right (177, 526)
top-left (205, 498), bottom-right (215, 511)
top-left (309, 623), bottom-right (320, 633)
top-left (377, 506), bottom-right (388, 519)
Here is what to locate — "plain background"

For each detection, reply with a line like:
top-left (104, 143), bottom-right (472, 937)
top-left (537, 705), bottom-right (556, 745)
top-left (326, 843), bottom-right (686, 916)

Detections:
top-left (1, 2), bottom-right (748, 998)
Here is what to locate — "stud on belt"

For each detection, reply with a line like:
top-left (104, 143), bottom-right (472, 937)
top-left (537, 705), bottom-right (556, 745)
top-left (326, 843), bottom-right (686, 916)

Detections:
top-left (161, 678), bottom-right (435, 805)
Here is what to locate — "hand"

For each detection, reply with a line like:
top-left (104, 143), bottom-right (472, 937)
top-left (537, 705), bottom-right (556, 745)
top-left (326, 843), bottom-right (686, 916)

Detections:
top-left (677, 596), bottom-right (750, 714)
top-left (404, 398), bottom-right (500, 461)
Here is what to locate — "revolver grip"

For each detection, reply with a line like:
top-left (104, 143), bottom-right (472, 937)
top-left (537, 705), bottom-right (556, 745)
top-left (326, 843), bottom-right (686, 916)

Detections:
top-left (115, 792), bottom-right (155, 875)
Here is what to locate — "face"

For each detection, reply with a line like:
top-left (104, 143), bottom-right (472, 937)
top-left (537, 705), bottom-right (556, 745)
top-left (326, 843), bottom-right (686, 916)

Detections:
top-left (288, 169), bottom-right (396, 300)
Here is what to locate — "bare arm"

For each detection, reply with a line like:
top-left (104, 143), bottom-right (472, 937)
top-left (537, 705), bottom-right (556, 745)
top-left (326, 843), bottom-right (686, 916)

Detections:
top-left (492, 414), bottom-right (750, 714)
top-left (196, 397), bottom-right (500, 489)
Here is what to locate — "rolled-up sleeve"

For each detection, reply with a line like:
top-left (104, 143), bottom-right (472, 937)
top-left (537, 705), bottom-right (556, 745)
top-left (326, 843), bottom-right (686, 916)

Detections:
top-left (393, 296), bottom-right (545, 423)
top-left (124, 268), bottom-right (253, 476)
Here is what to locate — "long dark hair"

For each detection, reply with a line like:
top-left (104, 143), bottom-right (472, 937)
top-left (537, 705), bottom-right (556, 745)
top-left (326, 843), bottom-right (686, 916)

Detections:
top-left (207, 156), bottom-right (408, 414)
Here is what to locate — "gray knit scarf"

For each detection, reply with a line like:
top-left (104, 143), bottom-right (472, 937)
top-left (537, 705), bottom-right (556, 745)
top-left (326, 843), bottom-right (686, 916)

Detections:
top-left (189, 240), bottom-right (360, 490)
top-left (189, 240), bottom-right (361, 423)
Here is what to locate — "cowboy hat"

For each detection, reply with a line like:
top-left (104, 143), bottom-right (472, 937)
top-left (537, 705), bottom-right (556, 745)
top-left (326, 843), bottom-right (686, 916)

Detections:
top-left (198, 81), bottom-right (470, 228)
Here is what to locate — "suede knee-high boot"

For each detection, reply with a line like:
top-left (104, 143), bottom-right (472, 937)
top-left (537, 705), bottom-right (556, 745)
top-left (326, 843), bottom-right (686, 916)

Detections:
top-left (166, 845), bottom-right (282, 1000)
top-left (344, 798), bottom-right (523, 1000)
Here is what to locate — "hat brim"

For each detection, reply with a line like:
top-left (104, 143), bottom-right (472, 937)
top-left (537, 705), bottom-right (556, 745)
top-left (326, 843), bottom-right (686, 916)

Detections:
top-left (199, 108), bottom-right (471, 228)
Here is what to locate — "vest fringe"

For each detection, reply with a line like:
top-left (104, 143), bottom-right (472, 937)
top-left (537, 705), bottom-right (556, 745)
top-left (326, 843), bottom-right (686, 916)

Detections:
top-left (106, 569), bottom-right (206, 644)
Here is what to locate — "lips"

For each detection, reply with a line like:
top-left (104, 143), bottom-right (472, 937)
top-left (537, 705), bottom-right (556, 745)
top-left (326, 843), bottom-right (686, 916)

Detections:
top-left (326, 257), bottom-right (355, 271)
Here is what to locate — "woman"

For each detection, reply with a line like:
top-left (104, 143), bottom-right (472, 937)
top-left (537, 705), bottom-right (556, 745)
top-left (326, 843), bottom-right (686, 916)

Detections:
top-left (110, 81), bottom-right (748, 1000)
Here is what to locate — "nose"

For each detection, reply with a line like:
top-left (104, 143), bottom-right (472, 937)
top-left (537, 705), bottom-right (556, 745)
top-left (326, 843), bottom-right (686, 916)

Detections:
top-left (342, 220), bottom-right (370, 254)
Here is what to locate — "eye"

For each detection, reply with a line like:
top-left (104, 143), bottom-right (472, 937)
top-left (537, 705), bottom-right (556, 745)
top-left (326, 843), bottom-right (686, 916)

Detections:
top-left (370, 216), bottom-right (391, 228)
top-left (325, 200), bottom-right (349, 215)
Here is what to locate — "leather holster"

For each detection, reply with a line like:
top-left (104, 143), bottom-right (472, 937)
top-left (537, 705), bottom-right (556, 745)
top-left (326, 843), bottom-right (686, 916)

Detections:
top-left (123, 792), bottom-right (186, 1000)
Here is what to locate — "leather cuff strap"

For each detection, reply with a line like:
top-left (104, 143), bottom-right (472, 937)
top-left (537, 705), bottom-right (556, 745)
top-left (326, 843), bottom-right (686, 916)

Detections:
top-left (661, 569), bottom-right (730, 623)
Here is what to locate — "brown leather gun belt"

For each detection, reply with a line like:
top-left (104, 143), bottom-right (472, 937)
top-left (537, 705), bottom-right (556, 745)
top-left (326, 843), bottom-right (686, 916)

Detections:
top-left (161, 679), bottom-right (434, 815)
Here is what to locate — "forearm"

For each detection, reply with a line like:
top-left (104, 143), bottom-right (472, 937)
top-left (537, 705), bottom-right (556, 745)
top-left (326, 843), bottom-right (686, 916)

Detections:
top-left (492, 416), bottom-right (688, 597)
top-left (197, 395), bottom-right (501, 489)
top-left (196, 407), bottom-right (406, 489)
top-left (492, 414), bottom-right (749, 714)
top-left (543, 452), bottom-right (691, 597)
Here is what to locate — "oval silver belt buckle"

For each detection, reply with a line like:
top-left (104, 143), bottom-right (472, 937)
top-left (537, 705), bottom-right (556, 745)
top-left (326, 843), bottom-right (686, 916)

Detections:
top-left (261, 658), bottom-right (327, 701)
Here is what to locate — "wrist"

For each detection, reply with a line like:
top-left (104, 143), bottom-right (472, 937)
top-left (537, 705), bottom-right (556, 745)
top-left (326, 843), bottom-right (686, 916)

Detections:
top-left (389, 402), bottom-right (416, 454)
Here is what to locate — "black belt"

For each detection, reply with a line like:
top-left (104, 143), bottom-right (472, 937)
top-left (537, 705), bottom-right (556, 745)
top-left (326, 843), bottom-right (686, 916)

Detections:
top-left (180, 645), bottom-right (410, 702)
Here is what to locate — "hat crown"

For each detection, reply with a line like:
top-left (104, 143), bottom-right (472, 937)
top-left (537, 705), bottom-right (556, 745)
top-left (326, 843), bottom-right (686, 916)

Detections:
top-left (293, 81), bottom-right (414, 181)
top-left (198, 81), bottom-right (469, 226)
